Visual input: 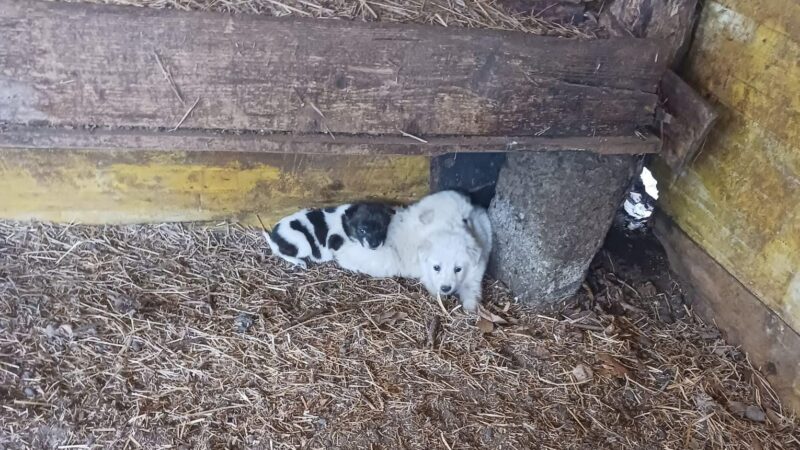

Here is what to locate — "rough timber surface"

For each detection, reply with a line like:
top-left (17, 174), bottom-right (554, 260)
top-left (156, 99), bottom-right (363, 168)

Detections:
top-left (658, 70), bottom-right (718, 175)
top-left (0, 126), bottom-right (661, 156)
top-left (601, 0), bottom-right (699, 68)
top-left (0, 148), bottom-right (429, 226)
top-left (0, 0), bottom-right (666, 140)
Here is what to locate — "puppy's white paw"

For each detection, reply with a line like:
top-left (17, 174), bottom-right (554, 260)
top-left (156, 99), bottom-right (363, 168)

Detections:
top-left (456, 280), bottom-right (482, 313)
top-left (460, 297), bottom-right (479, 313)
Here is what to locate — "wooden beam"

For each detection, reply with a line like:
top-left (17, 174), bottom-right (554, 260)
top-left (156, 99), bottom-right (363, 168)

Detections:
top-left (601, 0), bottom-right (699, 69)
top-left (0, 148), bottom-right (429, 226)
top-left (0, 126), bottom-right (660, 156)
top-left (658, 70), bottom-right (718, 175)
top-left (0, 0), bottom-right (666, 142)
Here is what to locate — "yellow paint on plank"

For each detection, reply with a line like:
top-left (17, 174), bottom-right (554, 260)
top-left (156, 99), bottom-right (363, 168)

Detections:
top-left (687, 2), bottom-right (800, 145)
top-left (714, 0), bottom-right (800, 43)
top-left (657, 0), bottom-right (800, 334)
top-left (0, 149), bottom-right (430, 227)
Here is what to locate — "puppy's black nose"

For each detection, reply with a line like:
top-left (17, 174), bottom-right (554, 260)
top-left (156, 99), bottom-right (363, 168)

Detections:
top-left (440, 285), bottom-right (452, 294)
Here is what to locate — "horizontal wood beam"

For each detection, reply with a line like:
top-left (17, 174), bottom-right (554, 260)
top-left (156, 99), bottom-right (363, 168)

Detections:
top-left (0, 148), bottom-right (430, 226)
top-left (0, 126), bottom-right (660, 156)
top-left (0, 0), bottom-right (667, 144)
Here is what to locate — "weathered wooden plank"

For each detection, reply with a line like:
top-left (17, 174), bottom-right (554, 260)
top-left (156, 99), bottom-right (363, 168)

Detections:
top-left (656, 0), bottom-right (800, 337)
top-left (601, 0), bottom-right (699, 68)
top-left (0, 126), bottom-right (660, 156)
top-left (658, 70), bottom-right (718, 175)
top-left (0, 148), bottom-right (429, 225)
top-left (0, 0), bottom-right (666, 139)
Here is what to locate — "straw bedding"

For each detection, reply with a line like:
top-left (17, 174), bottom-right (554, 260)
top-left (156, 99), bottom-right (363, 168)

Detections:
top-left (58, 0), bottom-right (599, 38)
top-left (1, 221), bottom-right (797, 449)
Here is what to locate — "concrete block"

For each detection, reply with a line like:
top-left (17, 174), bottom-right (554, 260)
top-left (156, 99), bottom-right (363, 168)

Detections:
top-left (489, 151), bottom-right (641, 304)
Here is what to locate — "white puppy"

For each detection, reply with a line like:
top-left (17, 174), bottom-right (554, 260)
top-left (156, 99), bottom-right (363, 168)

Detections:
top-left (417, 207), bottom-right (492, 311)
top-left (335, 190), bottom-right (492, 311)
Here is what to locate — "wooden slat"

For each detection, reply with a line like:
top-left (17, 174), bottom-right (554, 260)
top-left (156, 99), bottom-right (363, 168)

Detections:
top-left (0, 0), bottom-right (666, 140)
top-left (0, 126), bottom-right (660, 156)
top-left (658, 70), bottom-right (718, 175)
top-left (0, 148), bottom-right (430, 226)
top-left (601, 0), bottom-right (699, 69)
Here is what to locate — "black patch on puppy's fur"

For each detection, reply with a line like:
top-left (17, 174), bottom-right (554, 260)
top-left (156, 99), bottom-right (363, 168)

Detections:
top-left (324, 207), bottom-right (337, 213)
top-left (327, 234), bottom-right (344, 250)
top-left (269, 223), bottom-right (299, 257)
top-left (306, 209), bottom-right (329, 247)
top-left (342, 203), bottom-right (394, 249)
top-left (290, 219), bottom-right (321, 259)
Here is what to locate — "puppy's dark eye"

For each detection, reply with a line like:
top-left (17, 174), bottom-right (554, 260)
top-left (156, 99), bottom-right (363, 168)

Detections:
top-left (433, 265), bottom-right (441, 272)
top-left (454, 267), bottom-right (462, 273)
top-left (358, 226), bottom-right (367, 234)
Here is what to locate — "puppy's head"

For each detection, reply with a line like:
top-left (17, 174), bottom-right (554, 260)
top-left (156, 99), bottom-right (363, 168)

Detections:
top-left (418, 229), bottom-right (481, 297)
top-left (342, 203), bottom-right (395, 249)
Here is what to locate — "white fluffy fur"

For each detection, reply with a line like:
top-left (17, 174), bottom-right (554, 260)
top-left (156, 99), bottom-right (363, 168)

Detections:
top-left (417, 207), bottom-right (493, 311)
top-left (335, 190), bottom-right (492, 312)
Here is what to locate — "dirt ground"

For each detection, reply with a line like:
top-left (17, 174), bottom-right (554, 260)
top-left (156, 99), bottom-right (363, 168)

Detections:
top-left (1, 220), bottom-right (797, 449)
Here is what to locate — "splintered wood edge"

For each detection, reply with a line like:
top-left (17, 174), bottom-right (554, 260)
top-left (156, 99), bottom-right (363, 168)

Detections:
top-left (0, 126), bottom-right (660, 156)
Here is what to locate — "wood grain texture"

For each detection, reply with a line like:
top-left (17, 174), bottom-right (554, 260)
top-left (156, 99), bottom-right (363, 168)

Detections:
top-left (658, 70), bottom-right (718, 175)
top-left (0, 0), bottom-right (665, 139)
top-left (656, 0), bottom-right (800, 336)
top-left (601, 0), bottom-right (699, 68)
top-left (0, 148), bottom-right (429, 225)
top-left (0, 126), bottom-right (660, 156)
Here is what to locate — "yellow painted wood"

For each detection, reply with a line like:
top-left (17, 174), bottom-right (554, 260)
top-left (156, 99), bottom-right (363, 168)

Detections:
top-left (0, 149), bottom-right (429, 227)
top-left (656, 0), bottom-right (800, 334)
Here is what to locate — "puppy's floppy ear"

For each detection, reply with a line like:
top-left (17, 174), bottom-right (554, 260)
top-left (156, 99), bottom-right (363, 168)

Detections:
top-left (341, 205), bottom-right (358, 237)
top-left (419, 208), bottom-right (435, 225)
top-left (343, 204), bottom-right (358, 220)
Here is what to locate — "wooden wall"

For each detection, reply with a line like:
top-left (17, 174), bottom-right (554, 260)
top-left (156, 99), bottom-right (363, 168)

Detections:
top-left (0, 0), bottom-right (663, 228)
top-left (654, 0), bottom-right (800, 407)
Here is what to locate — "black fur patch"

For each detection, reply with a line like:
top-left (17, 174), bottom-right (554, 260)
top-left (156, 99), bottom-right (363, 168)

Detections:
top-left (341, 205), bottom-right (359, 240)
top-left (290, 219), bottom-right (321, 259)
top-left (269, 223), bottom-right (298, 257)
top-left (324, 207), bottom-right (337, 213)
top-left (327, 234), bottom-right (344, 250)
top-left (306, 209), bottom-right (329, 247)
top-left (341, 203), bottom-right (393, 248)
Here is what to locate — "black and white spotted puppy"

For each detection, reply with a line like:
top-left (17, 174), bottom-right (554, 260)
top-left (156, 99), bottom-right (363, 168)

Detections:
top-left (265, 203), bottom-right (394, 268)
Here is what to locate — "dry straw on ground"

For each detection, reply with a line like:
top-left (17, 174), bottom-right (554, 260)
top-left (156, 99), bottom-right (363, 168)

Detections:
top-left (1, 221), bottom-right (797, 449)
top-left (58, 0), bottom-right (598, 38)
